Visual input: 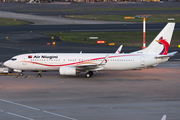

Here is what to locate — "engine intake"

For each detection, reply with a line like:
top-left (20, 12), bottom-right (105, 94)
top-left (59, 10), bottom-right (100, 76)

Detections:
top-left (59, 66), bottom-right (76, 75)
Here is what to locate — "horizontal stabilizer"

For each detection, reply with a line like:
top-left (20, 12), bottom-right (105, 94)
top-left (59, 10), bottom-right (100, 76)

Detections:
top-left (155, 51), bottom-right (177, 58)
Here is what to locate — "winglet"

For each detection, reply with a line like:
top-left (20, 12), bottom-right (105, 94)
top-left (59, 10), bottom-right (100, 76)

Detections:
top-left (99, 54), bottom-right (109, 65)
top-left (115, 45), bottom-right (123, 54)
top-left (161, 115), bottom-right (167, 120)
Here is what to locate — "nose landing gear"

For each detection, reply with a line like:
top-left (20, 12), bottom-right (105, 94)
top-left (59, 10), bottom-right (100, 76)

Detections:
top-left (19, 72), bottom-right (23, 76)
top-left (85, 71), bottom-right (93, 78)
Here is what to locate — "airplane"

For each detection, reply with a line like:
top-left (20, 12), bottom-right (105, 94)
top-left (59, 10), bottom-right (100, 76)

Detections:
top-left (3, 22), bottom-right (177, 78)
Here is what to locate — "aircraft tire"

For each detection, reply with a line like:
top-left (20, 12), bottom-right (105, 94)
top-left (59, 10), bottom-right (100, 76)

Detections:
top-left (85, 71), bottom-right (93, 78)
top-left (85, 73), bottom-right (90, 78)
top-left (89, 71), bottom-right (93, 76)
top-left (19, 73), bottom-right (23, 76)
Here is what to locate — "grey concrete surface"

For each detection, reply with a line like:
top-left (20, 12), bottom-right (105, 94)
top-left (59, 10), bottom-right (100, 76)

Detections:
top-left (0, 11), bottom-right (135, 25)
top-left (0, 62), bottom-right (180, 120)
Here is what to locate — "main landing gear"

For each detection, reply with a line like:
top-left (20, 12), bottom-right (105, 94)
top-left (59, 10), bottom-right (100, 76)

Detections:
top-left (85, 71), bottom-right (93, 78)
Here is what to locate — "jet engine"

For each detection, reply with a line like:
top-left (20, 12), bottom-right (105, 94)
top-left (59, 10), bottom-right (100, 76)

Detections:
top-left (59, 66), bottom-right (76, 75)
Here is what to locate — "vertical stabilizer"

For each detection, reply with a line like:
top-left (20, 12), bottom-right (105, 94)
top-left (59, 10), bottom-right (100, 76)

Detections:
top-left (131, 23), bottom-right (175, 55)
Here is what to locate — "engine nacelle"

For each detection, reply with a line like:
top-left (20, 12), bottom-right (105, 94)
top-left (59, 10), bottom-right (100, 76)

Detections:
top-left (59, 66), bottom-right (76, 75)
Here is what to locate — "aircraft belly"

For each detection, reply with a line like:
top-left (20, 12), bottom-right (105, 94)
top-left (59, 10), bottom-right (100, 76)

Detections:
top-left (103, 61), bottom-right (141, 71)
top-left (20, 62), bottom-right (59, 71)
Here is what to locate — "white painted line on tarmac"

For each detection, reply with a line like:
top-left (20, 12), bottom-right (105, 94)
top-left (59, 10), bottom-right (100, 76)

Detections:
top-left (43, 110), bottom-right (78, 120)
top-left (0, 98), bottom-right (78, 120)
top-left (0, 109), bottom-right (33, 120)
top-left (6, 112), bottom-right (34, 120)
top-left (0, 99), bottom-right (40, 111)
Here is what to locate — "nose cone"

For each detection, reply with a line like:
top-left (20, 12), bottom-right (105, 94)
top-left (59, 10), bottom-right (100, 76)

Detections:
top-left (3, 60), bottom-right (10, 67)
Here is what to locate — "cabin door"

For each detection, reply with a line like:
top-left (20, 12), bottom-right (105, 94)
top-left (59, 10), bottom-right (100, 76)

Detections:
top-left (22, 56), bottom-right (27, 65)
top-left (140, 56), bottom-right (145, 67)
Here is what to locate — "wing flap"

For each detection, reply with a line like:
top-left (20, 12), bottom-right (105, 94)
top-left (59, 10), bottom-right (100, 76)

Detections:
top-left (76, 64), bottom-right (98, 67)
top-left (75, 54), bottom-right (109, 71)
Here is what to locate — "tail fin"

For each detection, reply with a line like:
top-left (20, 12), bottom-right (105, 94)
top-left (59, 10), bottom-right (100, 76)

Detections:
top-left (132, 22), bottom-right (175, 55)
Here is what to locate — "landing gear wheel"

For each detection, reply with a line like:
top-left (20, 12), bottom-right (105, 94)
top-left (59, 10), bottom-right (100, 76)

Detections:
top-left (89, 71), bottom-right (93, 76)
top-left (85, 73), bottom-right (90, 78)
top-left (85, 71), bottom-right (93, 78)
top-left (19, 72), bottom-right (23, 76)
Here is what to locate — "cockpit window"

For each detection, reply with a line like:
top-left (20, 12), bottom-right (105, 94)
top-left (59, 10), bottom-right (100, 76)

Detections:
top-left (11, 58), bottom-right (17, 61)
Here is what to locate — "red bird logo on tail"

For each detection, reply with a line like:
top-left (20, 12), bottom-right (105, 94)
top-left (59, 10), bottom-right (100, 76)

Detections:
top-left (156, 37), bottom-right (169, 55)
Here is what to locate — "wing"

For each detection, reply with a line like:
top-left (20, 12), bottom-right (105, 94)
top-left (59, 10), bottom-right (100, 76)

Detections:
top-left (75, 54), bottom-right (109, 71)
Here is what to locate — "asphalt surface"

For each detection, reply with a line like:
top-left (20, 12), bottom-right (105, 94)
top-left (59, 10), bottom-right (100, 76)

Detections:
top-left (0, 11), bottom-right (131, 25)
top-left (0, 2), bottom-right (180, 120)
top-left (0, 23), bottom-right (180, 31)
top-left (22, 10), bottom-right (180, 16)
top-left (1, 2), bottom-right (180, 13)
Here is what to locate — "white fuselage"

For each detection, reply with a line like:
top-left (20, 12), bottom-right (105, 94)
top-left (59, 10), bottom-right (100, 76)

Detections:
top-left (4, 53), bottom-right (169, 71)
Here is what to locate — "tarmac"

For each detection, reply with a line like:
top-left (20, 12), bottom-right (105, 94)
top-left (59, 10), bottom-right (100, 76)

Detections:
top-left (0, 11), bottom-right (134, 25)
top-left (0, 62), bottom-right (180, 120)
top-left (0, 2), bottom-right (180, 120)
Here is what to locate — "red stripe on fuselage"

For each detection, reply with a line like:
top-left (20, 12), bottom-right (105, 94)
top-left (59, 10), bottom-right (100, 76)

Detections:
top-left (21, 54), bottom-right (140, 67)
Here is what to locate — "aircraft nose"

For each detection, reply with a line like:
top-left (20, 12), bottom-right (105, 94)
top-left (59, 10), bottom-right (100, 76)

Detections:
top-left (3, 60), bottom-right (10, 67)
